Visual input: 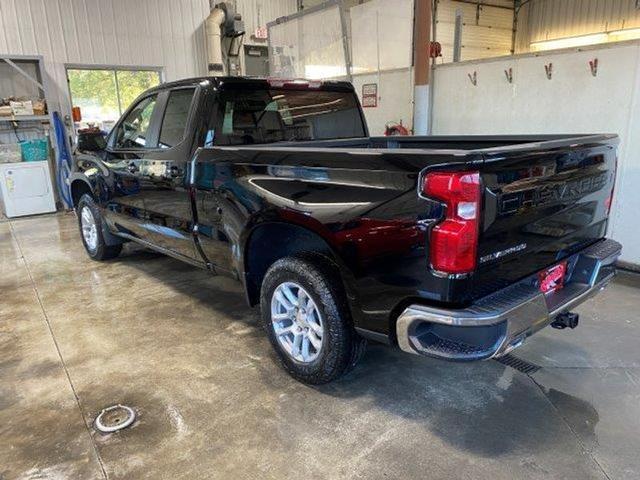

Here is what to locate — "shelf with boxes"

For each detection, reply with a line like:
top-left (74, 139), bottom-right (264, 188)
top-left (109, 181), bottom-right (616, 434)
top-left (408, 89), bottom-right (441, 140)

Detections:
top-left (0, 55), bottom-right (53, 164)
top-left (0, 54), bottom-right (59, 217)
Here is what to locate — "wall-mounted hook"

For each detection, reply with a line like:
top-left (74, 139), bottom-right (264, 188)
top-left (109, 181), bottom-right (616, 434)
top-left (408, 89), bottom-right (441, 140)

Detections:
top-left (544, 63), bottom-right (553, 80)
top-left (504, 67), bottom-right (513, 83)
top-left (468, 71), bottom-right (477, 86)
top-left (589, 58), bottom-right (598, 77)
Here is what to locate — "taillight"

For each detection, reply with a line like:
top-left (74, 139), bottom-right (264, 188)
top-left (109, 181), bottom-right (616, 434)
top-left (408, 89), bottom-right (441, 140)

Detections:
top-left (605, 193), bottom-right (613, 214)
top-left (423, 171), bottom-right (481, 274)
top-left (605, 157), bottom-right (618, 215)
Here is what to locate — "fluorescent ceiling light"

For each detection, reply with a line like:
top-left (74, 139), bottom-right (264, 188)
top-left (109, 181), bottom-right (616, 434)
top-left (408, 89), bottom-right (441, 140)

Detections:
top-left (609, 27), bottom-right (640, 41)
top-left (530, 33), bottom-right (608, 51)
top-left (530, 27), bottom-right (640, 52)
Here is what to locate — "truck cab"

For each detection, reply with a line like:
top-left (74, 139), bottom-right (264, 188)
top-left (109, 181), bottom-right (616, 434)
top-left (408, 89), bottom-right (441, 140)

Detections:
top-left (72, 77), bottom-right (368, 264)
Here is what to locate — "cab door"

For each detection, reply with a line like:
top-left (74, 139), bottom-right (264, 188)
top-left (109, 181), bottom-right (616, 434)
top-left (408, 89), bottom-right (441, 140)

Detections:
top-left (102, 92), bottom-right (162, 240)
top-left (135, 86), bottom-right (201, 261)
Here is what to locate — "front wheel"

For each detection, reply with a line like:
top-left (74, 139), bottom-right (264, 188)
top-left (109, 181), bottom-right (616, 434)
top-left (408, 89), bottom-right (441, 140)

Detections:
top-left (260, 257), bottom-right (366, 384)
top-left (77, 194), bottom-right (122, 261)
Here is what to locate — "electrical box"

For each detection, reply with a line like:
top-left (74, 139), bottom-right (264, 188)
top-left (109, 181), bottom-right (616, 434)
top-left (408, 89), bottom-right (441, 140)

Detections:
top-left (0, 161), bottom-right (56, 218)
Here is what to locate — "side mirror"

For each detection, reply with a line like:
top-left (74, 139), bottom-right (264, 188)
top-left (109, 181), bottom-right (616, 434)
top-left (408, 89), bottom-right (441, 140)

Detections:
top-left (77, 127), bottom-right (107, 152)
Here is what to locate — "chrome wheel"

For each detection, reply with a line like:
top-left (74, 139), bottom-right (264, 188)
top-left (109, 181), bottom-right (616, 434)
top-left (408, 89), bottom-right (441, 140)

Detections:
top-left (80, 206), bottom-right (98, 251)
top-left (271, 281), bottom-right (324, 363)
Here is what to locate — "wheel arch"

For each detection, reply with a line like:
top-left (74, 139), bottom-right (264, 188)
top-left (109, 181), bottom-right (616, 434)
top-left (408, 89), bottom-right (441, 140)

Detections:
top-left (241, 222), bottom-right (362, 323)
top-left (70, 177), bottom-right (94, 208)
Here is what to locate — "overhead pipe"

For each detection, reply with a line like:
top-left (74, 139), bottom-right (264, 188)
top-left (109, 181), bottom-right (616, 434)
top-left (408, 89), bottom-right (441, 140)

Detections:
top-left (205, 6), bottom-right (226, 74)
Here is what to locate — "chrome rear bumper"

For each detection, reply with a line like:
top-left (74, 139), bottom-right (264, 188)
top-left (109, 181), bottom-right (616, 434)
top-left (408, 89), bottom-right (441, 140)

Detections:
top-left (396, 239), bottom-right (622, 361)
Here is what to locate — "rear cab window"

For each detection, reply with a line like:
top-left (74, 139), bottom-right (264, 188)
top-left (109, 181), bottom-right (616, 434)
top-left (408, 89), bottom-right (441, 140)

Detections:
top-left (159, 88), bottom-right (196, 149)
top-left (214, 85), bottom-right (366, 145)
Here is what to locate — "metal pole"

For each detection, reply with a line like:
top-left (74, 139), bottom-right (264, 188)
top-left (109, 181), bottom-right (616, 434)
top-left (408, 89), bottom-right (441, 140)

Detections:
top-left (339, 1), bottom-right (352, 80)
top-left (413, 0), bottom-right (432, 135)
top-left (453, 8), bottom-right (463, 63)
top-left (113, 70), bottom-right (123, 116)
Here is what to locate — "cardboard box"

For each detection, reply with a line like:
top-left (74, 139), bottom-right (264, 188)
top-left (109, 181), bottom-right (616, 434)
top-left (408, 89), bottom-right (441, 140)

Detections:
top-left (10, 100), bottom-right (34, 116)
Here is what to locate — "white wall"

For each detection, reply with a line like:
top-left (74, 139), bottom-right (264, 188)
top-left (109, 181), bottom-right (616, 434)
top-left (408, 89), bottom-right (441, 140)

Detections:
top-left (239, 0), bottom-right (298, 46)
top-left (0, 0), bottom-right (297, 118)
top-left (349, 0), bottom-right (415, 135)
top-left (352, 69), bottom-right (414, 136)
top-left (432, 41), bottom-right (640, 266)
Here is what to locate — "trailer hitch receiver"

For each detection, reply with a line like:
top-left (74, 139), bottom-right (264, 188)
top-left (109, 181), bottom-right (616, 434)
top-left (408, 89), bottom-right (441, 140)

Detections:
top-left (551, 312), bottom-right (579, 330)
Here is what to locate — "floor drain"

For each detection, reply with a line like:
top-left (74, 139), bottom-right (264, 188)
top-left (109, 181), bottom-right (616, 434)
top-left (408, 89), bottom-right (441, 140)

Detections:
top-left (495, 353), bottom-right (541, 375)
top-left (94, 405), bottom-right (136, 433)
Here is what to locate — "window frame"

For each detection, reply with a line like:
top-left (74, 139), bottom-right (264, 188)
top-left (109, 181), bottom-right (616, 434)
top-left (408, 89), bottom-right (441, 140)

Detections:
top-left (108, 92), bottom-right (163, 151)
top-left (157, 86), bottom-right (199, 150)
top-left (211, 85), bottom-right (368, 146)
top-left (65, 63), bottom-right (164, 130)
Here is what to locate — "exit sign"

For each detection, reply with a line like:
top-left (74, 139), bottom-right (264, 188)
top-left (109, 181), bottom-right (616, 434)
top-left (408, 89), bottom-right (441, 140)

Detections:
top-left (254, 26), bottom-right (268, 39)
top-left (362, 83), bottom-right (378, 108)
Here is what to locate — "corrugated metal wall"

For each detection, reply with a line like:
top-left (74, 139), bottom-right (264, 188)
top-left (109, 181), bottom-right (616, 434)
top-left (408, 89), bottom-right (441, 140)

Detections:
top-left (0, 0), bottom-right (296, 116)
top-left (237, 0), bottom-right (298, 45)
top-left (435, 0), bottom-right (515, 63)
top-left (518, 0), bottom-right (640, 48)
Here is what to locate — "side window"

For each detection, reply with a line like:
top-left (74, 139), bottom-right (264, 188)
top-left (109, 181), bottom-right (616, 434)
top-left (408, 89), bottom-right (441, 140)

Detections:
top-left (158, 88), bottom-right (196, 149)
top-left (113, 95), bottom-right (158, 149)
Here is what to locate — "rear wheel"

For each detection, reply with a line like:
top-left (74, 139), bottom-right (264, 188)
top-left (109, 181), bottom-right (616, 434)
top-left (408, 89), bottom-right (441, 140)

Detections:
top-left (77, 194), bottom-right (122, 261)
top-left (260, 257), bottom-right (366, 384)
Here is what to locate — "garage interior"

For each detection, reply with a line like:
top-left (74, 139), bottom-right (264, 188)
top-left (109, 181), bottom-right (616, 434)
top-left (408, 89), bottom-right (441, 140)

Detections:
top-left (2, 1), bottom-right (640, 479)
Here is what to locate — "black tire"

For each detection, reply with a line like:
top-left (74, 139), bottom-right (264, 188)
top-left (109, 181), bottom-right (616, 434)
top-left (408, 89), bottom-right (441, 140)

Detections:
top-left (260, 256), bottom-right (366, 384)
top-left (76, 194), bottom-right (122, 261)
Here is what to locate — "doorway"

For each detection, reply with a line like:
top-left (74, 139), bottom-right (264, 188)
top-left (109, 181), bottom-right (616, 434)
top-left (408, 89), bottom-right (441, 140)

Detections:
top-left (66, 65), bottom-right (163, 132)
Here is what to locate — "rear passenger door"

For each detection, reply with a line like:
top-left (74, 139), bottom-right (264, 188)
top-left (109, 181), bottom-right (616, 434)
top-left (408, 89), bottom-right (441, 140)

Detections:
top-left (137, 86), bottom-right (201, 261)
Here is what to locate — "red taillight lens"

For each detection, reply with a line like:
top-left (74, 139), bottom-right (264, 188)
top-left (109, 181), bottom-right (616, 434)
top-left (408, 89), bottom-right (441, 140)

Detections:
top-left (605, 193), bottom-right (613, 214)
top-left (423, 171), bottom-right (481, 274)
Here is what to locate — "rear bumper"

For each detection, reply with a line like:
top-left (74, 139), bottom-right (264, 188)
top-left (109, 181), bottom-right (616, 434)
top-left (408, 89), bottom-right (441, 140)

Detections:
top-left (396, 238), bottom-right (622, 361)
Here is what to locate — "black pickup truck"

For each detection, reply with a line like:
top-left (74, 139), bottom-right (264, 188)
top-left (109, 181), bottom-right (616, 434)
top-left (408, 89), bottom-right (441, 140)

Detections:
top-left (70, 76), bottom-right (622, 384)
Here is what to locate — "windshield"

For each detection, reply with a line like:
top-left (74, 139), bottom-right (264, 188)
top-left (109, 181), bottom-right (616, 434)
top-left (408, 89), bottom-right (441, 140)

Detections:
top-left (213, 87), bottom-right (366, 145)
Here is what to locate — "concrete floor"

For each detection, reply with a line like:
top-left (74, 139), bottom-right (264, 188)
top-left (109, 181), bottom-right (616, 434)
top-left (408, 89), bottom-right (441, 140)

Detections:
top-left (1, 212), bottom-right (639, 480)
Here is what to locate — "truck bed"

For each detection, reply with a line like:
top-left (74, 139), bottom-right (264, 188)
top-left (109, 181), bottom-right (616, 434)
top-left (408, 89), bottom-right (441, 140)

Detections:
top-left (193, 133), bottom-right (618, 337)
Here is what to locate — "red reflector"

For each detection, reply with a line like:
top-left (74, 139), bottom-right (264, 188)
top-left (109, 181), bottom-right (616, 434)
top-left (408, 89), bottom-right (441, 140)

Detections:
top-left (424, 171), bottom-right (481, 274)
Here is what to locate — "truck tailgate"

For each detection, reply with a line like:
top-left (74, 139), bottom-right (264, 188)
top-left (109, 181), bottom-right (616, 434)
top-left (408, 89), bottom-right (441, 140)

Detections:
top-left (473, 135), bottom-right (618, 297)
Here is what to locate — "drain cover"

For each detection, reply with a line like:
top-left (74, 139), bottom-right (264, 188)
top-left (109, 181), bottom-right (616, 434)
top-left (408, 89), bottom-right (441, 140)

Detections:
top-left (495, 353), bottom-right (541, 375)
top-left (94, 405), bottom-right (136, 433)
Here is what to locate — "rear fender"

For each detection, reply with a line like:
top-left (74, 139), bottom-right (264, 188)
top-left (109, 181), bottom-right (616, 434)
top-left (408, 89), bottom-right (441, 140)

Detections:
top-left (241, 220), bottom-right (364, 326)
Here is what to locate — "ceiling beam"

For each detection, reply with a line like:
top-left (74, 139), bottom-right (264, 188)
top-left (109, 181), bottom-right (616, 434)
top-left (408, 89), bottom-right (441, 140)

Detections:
top-left (451, 0), bottom-right (515, 10)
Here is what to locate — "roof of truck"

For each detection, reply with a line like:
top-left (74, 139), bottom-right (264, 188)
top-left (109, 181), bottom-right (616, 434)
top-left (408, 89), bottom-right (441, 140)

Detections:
top-left (147, 76), bottom-right (356, 93)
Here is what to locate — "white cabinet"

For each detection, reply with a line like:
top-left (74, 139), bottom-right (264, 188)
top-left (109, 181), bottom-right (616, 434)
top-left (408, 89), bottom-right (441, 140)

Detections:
top-left (0, 161), bottom-right (56, 218)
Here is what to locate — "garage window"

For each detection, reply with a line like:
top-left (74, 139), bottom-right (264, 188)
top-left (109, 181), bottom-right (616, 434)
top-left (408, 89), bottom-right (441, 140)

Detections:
top-left (67, 67), bottom-right (162, 132)
top-left (159, 89), bottom-right (196, 149)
